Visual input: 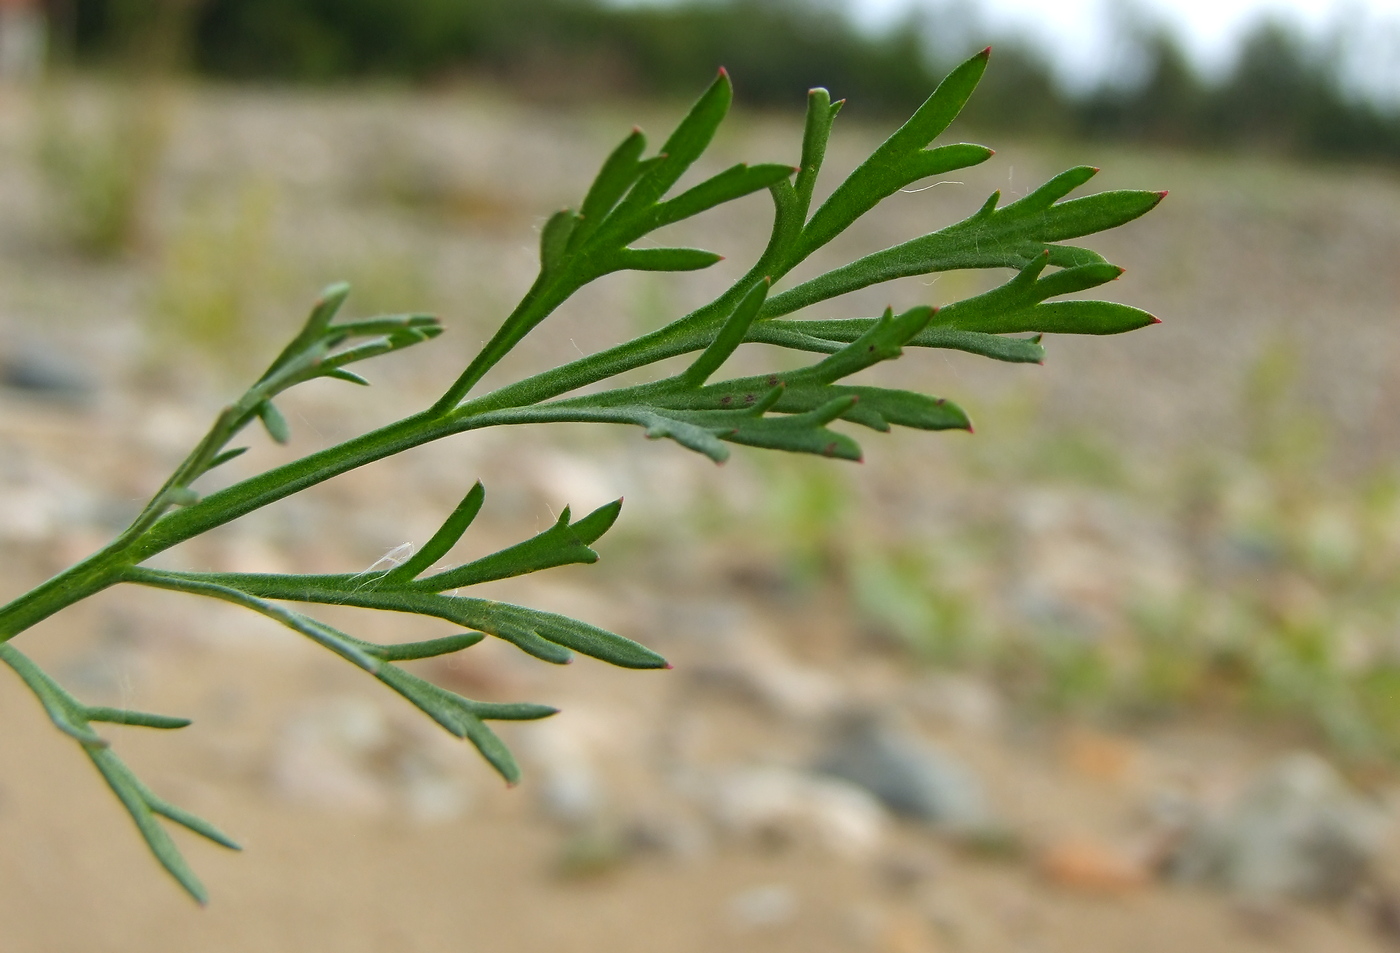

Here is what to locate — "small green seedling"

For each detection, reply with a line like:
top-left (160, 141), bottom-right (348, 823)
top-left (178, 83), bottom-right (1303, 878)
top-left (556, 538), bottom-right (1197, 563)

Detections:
top-left (0, 50), bottom-right (1162, 901)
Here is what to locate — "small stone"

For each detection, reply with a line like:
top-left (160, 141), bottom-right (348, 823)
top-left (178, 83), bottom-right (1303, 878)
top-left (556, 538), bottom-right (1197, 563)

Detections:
top-left (0, 346), bottom-right (94, 404)
top-left (710, 766), bottom-right (886, 859)
top-left (1166, 752), bottom-right (1386, 901)
top-left (814, 711), bottom-right (992, 834)
top-left (1039, 837), bottom-right (1150, 894)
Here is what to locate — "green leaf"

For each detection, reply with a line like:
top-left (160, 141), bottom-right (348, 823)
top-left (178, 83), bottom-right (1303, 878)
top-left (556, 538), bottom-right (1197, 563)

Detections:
top-left (764, 182), bottom-right (1163, 318)
top-left (496, 605), bottom-right (667, 669)
top-left (715, 394), bottom-right (864, 460)
top-left (86, 707), bottom-right (192, 729)
top-left (364, 631), bottom-right (485, 661)
top-left (681, 278), bottom-right (770, 387)
top-left (540, 208), bottom-right (581, 273)
top-left (651, 163), bottom-right (796, 229)
top-left (609, 247), bottom-right (724, 272)
top-left (383, 481), bottom-right (486, 583)
top-left (615, 68), bottom-right (733, 217)
top-left (260, 282), bottom-right (352, 384)
top-left (461, 716), bottom-right (521, 785)
top-left (641, 411), bottom-right (731, 462)
top-left (492, 622), bottom-right (576, 665)
top-left (206, 446), bottom-right (249, 470)
top-left (256, 400), bottom-right (290, 445)
top-left (794, 87), bottom-right (840, 217)
top-left (418, 498), bottom-right (623, 591)
top-left (323, 368), bottom-right (371, 386)
top-left (953, 300), bottom-right (1158, 335)
top-left (575, 127), bottom-right (647, 246)
top-left (749, 320), bottom-right (1046, 364)
top-left (794, 48), bottom-right (992, 261)
top-left (87, 748), bottom-right (213, 903)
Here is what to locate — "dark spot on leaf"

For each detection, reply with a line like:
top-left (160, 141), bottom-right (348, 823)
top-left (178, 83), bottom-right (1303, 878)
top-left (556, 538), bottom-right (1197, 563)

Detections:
top-left (720, 395), bottom-right (732, 406)
top-left (823, 442), bottom-right (837, 457)
top-left (767, 375), bottom-right (779, 387)
top-left (744, 394), bottom-right (755, 404)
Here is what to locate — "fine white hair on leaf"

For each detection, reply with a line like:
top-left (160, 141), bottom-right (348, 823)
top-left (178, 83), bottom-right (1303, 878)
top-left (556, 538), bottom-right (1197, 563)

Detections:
top-left (351, 542), bottom-right (415, 579)
top-left (899, 179), bottom-right (963, 193)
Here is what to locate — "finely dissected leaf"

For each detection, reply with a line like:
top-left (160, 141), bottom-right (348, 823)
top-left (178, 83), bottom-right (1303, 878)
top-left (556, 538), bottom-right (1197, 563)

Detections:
top-left (614, 69), bottom-right (733, 218)
top-left (793, 48), bottom-right (992, 262)
top-left (748, 320), bottom-right (1046, 364)
top-left (0, 55), bottom-right (1167, 904)
top-left (383, 481), bottom-right (486, 583)
top-left (418, 498), bottom-right (622, 590)
top-left (494, 605), bottom-right (667, 669)
top-left (574, 128), bottom-right (648, 247)
top-left (764, 179), bottom-right (1163, 318)
top-left (372, 663), bottom-right (553, 784)
top-left (88, 748), bottom-right (213, 903)
top-left (640, 411), bottom-right (732, 461)
top-left (1, 642), bottom-right (242, 905)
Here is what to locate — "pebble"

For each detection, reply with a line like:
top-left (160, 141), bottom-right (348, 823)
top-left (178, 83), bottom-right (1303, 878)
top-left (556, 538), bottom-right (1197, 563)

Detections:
top-left (1166, 751), bottom-right (1387, 900)
top-left (709, 766), bottom-right (887, 858)
top-left (0, 346), bottom-right (94, 404)
top-left (1039, 837), bottom-right (1150, 894)
top-left (814, 711), bottom-right (993, 834)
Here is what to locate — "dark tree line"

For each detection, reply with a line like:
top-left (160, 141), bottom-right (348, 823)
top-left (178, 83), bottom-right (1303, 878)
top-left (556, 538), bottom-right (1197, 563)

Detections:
top-left (59, 0), bottom-right (1400, 162)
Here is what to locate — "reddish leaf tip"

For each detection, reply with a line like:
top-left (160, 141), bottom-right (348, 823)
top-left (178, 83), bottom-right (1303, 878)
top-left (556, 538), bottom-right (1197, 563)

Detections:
top-left (1155, 190), bottom-right (1169, 199)
top-left (966, 424), bottom-right (976, 434)
top-left (1149, 314), bottom-right (1163, 325)
top-left (717, 66), bottom-right (729, 78)
top-left (663, 662), bottom-right (675, 670)
top-left (980, 46), bottom-right (992, 58)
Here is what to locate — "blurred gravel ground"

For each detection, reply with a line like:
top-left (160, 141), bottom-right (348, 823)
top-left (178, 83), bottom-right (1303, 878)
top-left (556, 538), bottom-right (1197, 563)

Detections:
top-left (3, 80), bottom-right (1400, 952)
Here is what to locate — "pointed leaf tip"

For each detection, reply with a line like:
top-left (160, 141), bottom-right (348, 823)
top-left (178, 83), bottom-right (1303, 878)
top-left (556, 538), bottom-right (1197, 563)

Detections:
top-left (1149, 315), bottom-right (1163, 324)
top-left (981, 46), bottom-right (992, 57)
top-left (1156, 190), bottom-right (1169, 199)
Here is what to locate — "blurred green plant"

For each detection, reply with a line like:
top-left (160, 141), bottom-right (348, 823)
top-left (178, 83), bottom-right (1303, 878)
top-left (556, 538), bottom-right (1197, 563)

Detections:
top-left (36, 82), bottom-right (170, 255)
top-left (154, 181), bottom-right (279, 364)
top-left (0, 51), bottom-right (1162, 901)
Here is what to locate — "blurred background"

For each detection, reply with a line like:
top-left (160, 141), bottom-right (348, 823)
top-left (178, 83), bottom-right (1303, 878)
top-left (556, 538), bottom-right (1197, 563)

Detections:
top-left (3, 1), bottom-right (1400, 950)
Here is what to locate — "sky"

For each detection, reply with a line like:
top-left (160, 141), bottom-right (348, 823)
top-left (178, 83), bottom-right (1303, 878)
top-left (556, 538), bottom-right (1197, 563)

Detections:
top-left (851, 0), bottom-right (1400, 96)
